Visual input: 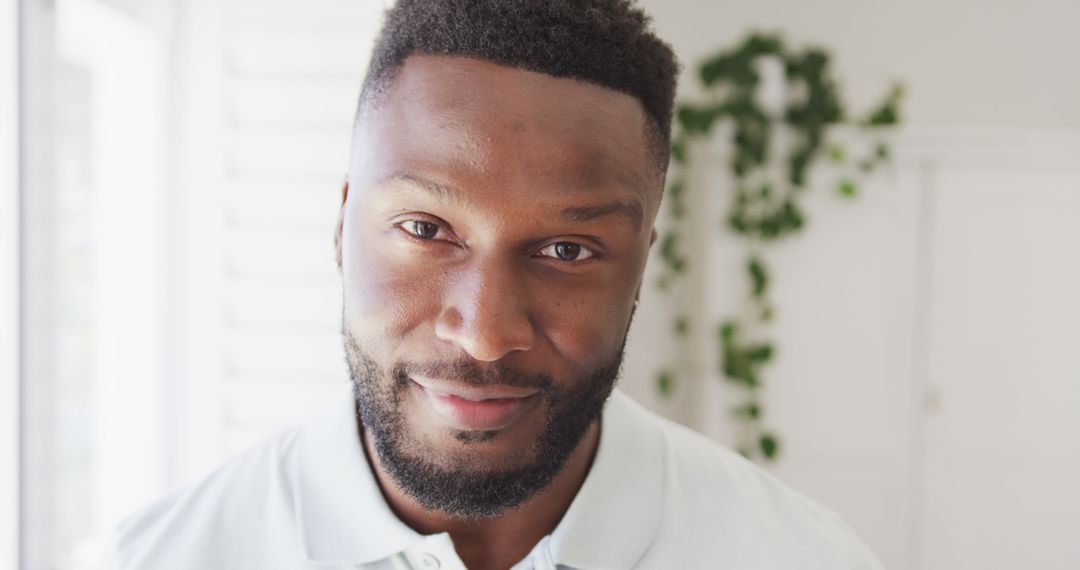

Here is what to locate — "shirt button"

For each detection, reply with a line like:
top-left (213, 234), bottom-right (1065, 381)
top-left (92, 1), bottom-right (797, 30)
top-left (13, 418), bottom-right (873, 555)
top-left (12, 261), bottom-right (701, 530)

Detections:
top-left (421, 553), bottom-right (441, 569)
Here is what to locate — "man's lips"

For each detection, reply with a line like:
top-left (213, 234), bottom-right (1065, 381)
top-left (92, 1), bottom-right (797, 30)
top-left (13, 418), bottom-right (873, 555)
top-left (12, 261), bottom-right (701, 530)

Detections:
top-left (410, 376), bottom-right (539, 432)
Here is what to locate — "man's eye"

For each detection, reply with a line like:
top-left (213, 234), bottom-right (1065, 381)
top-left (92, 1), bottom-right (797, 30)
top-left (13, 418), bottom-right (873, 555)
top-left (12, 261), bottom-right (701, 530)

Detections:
top-left (537, 242), bottom-right (594, 262)
top-left (401, 220), bottom-right (441, 239)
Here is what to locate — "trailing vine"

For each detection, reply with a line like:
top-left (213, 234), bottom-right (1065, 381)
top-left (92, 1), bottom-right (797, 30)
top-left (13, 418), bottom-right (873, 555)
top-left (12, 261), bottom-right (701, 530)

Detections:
top-left (655, 32), bottom-right (904, 462)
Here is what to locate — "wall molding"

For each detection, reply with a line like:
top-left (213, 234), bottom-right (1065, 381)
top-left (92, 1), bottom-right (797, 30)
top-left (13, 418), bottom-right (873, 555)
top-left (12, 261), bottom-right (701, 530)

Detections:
top-left (894, 125), bottom-right (1080, 169)
top-left (0, 0), bottom-right (19, 567)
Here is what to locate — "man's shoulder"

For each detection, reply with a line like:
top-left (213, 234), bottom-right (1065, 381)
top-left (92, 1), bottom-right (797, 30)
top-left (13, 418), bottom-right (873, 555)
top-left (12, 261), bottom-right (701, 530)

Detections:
top-left (615, 395), bottom-right (884, 568)
top-left (100, 424), bottom-right (309, 568)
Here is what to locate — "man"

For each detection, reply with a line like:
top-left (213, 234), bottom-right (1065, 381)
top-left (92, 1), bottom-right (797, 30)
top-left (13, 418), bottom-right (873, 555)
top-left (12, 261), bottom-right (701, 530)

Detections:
top-left (104, 1), bottom-right (885, 568)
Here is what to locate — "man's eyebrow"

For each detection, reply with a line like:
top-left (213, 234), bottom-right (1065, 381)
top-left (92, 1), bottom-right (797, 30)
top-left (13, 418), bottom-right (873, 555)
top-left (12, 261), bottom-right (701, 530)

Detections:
top-left (383, 173), bottom-right (468, 203)
top-left (561, 201), bottom-right (643, 231)
top-left (384, 172), bottom-right (644, 231)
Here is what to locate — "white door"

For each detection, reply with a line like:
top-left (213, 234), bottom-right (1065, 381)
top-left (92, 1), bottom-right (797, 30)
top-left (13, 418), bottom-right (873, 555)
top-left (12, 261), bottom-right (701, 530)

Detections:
top-left (917, 164), bottom-right (1080, 570)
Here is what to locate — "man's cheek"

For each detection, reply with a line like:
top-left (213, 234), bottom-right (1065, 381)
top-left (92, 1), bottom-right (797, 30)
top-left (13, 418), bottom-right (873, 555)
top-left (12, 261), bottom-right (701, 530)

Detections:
top-left (343, 246), bottom-right (443, 334)
top-left (544, 306), bottom-right (624, 370)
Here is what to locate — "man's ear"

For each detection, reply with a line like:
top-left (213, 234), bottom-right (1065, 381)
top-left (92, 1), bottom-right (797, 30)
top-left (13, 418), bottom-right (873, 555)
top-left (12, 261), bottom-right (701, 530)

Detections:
top-left (334, 179), bottom-right (348, 269)
top-left (635, 227), bottom-right (658, 306)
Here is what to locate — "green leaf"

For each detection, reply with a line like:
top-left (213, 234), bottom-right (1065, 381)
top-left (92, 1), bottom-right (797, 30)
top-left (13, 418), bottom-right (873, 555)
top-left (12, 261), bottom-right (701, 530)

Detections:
top-left (780, 200), bottom-right (805, 233)
top-left (671, 138), bottom-right (687, 164)
top-left (828, 144), bottom-right (846, 164)
top-left (676, 105), bottom-right (707, 134)
top-left (789, 147), bottom-right (812, 187)
top-left (667, 180), bottom-right (685, 219)
top-left (838, 179), bottom-right (858, 198)
top-left (748, 257), bottom-right (768, 298)
top-left (723, 352), bottom-right (760, 386)
top-left (660, 232), bottom-right (675, 256)
top-left (660, 232), bottom-right (681, 269)
top-left (667, 179), bottom-right (683, 197)
top-left (738, 32), bottom-right (784, 59)
top-left (674, 316), bottom-right (689, 336)
top-left (864, 83), bottom-right (905, 127)
top-left (758, 215), bottom-right (780, 240)
top-left (865, 104), bottom-right (898, 126)
top-left (699, 53), bottom-right (732, 86)
top-left (677, 103), bottom-right (727, 135)
top-left (733, 155), bottom-right (750, 179)
top-left (733, 402), bottom-right (761, 419)
top-left (719, 321), bottom-right (738, 342)
top-left (657, 371), bottom-right (674, 398)
top-left (747, 343), bottom-right (774, 363)
top-left (759, 433), bottom-right (780, 460)
top-left (728, 209), bottom-right (748, 234)
top-left (802, 49), bottom-right (829, 76)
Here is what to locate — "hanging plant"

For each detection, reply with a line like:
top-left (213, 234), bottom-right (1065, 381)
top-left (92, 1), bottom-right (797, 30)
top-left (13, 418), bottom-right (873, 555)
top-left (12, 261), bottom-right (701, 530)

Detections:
top-left (655, 32), bottom-right (904, 462)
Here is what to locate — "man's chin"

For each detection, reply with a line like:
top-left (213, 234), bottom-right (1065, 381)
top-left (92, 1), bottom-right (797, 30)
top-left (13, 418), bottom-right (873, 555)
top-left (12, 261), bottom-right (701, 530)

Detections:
top-left (400, 422), bottom-right (540, 470)
top-left (373, 436), bottom-right (561, 519)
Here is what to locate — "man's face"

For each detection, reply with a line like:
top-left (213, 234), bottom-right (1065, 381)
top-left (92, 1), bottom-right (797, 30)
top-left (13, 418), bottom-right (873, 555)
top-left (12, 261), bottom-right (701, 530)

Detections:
top-left (338, 55), bottom-right (660, 517)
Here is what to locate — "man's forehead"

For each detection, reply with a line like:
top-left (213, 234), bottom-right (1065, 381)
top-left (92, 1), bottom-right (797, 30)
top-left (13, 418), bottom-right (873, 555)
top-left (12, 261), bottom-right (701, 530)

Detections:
top-left (352, 55), bottom-right (662, 209)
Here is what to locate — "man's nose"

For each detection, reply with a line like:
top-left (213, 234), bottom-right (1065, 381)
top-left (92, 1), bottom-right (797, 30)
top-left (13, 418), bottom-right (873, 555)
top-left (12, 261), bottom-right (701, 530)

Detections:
top-left (434, 257), bottom-right (537, 362)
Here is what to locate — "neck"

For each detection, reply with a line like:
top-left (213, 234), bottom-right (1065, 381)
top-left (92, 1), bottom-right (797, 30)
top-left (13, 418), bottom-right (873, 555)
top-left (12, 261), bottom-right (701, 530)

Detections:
top-left (360, 422), bottom-right (601, 570)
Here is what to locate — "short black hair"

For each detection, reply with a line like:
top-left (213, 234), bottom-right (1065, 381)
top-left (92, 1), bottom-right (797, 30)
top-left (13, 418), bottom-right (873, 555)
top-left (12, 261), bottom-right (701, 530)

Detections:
top-left (356, 0), bottom-right (680, 168)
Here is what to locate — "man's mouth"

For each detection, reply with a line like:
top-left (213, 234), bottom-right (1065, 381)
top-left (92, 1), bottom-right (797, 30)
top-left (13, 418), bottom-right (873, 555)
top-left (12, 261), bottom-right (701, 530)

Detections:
top-left (410, 376), bottom-right (539, 432)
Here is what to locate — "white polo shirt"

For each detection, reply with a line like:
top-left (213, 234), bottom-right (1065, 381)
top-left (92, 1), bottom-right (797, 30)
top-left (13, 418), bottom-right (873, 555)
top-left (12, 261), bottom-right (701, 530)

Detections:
top-left (100, 389), bottom-right (885, 569)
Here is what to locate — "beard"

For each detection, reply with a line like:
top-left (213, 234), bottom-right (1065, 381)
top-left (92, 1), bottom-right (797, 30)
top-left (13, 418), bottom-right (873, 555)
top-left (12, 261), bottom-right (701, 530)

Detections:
top-left (343, 324), bottom-right (627, 520)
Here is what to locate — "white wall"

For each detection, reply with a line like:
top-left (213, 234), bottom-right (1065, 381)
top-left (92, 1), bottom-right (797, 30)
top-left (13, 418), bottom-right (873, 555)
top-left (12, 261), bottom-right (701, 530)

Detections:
top-left (612, 0), bottom-right (1080, 418)
top-left (654, 131), bottom-right (1080, 570)
top-left (641, 0), bottom-right (1080, 128)
top-left (622, 2), bottom-right (1080, 569)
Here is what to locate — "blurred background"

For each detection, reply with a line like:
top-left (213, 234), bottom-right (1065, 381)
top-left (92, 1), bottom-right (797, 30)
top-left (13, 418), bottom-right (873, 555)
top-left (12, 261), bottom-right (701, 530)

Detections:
top-left (1, 0), bottom-right (1078, 568)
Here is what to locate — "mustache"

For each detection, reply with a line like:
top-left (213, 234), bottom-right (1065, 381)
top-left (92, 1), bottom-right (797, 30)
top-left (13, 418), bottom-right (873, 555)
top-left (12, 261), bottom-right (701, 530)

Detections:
top-left (340, 327), bottom-right (554, 391)
top-left (394, 359), bottom-right (554, 391)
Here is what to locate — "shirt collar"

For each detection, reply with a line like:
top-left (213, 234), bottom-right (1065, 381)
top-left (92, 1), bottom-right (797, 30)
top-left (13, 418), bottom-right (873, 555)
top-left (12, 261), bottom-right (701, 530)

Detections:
top-left (293, 387), bottom-right (667, 568)
top-left (546, 390), bottom-right (667, 569)
top-left (294, 385), bottom-right (426, 564)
